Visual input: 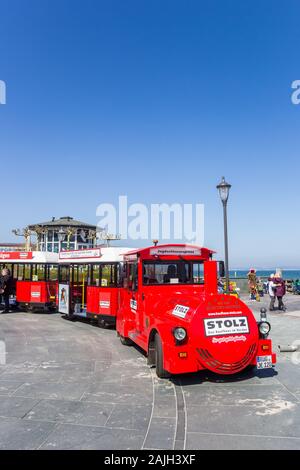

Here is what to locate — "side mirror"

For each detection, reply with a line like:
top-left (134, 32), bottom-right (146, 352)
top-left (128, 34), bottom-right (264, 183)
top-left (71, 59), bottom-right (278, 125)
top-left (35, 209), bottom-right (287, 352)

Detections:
top-left (218, 261), bottom-right (225, 278)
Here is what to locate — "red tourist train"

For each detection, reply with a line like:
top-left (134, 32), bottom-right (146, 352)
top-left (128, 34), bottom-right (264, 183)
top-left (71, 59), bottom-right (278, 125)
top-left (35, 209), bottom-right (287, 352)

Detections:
top-left (1, 244), bottom-right (277, 378)
top-left (116, 244), bottom-right (276, 378)
top-left (0, 251), bottom-right (59, 312)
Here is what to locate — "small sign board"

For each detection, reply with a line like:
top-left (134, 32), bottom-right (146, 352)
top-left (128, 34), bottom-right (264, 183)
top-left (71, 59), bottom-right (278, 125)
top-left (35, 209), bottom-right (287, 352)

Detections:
top-left (58, 283), bottom-right (70, 314)
top-left (59, 248), bottom-right (101, 260)
top-left (150, 246), bottom-right (201, 257)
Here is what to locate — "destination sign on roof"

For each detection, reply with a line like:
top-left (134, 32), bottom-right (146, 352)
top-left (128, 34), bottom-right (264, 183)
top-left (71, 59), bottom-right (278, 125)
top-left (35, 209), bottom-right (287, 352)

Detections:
top-left (149, 246), bottom-right (202, 257)
top-left (59, 248), bottom-right (101, 260)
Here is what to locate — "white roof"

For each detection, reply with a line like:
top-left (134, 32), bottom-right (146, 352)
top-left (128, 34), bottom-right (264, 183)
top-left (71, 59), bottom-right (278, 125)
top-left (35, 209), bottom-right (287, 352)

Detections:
top-left (0, 251), bottom-right (59, 263)
top-left (59, 247), bottom-right (134, 264)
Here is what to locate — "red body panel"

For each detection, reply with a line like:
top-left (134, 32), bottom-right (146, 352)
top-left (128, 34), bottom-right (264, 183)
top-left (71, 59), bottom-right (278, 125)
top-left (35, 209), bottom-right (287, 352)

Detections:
top-left (16, 281), bottom-right (57, 305)
top-left (86, 286), bottom-right (120, 317)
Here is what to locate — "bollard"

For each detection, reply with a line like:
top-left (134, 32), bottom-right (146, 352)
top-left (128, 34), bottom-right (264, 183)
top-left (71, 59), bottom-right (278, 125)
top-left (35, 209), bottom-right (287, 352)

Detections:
top-left (278, 344), bottom-right (298, 352)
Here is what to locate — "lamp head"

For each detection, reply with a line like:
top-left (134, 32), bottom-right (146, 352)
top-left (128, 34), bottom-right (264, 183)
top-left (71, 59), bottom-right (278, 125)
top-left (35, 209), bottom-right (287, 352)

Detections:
top-left (217, 176), bottom-right (231, 204)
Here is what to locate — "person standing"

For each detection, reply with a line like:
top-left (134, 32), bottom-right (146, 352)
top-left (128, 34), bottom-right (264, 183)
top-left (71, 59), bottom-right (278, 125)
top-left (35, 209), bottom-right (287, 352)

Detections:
top-left (274, 272), bottom-right (286, 311)
top-left (0, 268), bottom-right (13, 313)
top-left (268, 274), bottom-right (277, 311)
top-left (247, 268), bottom-right (257, 301)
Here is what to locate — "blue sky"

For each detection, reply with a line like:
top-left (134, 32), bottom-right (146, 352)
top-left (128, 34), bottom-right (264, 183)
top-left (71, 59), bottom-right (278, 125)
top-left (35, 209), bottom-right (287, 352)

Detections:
top-left (0, 0), bottom-right (300, 268)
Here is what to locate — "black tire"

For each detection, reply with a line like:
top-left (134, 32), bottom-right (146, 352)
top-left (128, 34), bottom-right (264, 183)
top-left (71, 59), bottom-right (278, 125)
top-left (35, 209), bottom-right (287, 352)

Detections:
top-left (154, 334), bottom-right (171, 379)
top-left (119, 334), bottom-right (132, 346)
top-left (98, 318), bottom-right (110, 329)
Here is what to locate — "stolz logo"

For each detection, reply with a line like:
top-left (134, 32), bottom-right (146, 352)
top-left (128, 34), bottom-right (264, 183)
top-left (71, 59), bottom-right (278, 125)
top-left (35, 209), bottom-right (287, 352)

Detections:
top-left (172, 304), bottom-right (189, 319)
top-left (204, 316), bottom-right (249, 337)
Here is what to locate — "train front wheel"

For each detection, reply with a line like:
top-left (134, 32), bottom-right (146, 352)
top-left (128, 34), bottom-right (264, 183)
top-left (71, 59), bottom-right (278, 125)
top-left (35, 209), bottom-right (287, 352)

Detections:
top-left (154, 334), bottom-right (171, 379)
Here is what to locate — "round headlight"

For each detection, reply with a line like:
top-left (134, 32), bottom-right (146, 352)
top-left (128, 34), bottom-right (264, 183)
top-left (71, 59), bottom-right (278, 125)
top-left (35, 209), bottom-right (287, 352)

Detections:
top-left (259, 321), bottom-right (271, 336)
top-left (173, 327), bottom-right (187, 342)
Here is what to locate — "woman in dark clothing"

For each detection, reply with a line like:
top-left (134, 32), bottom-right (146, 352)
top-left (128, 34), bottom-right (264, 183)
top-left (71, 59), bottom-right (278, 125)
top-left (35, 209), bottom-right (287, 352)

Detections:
top-left (274, 273), bottom-right (286, 311)
top-left (0, 268), bottom-right (13, 313)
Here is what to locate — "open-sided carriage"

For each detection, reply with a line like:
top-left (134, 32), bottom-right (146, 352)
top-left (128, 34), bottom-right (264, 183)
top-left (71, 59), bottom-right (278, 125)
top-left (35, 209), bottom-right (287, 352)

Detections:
top-left (0, 251), bottom-right (59, 312)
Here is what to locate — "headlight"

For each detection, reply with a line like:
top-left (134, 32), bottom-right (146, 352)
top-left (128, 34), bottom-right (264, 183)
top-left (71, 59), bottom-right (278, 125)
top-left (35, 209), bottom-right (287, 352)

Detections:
top-left (173, 327), bottom-right (187, 342)
top-left (259, 321), bottom-right (271, 336)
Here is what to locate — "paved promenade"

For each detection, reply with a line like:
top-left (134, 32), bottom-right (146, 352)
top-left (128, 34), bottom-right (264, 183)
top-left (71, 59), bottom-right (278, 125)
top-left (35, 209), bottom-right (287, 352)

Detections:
top-left (0, 293), bottom-right (299, 450)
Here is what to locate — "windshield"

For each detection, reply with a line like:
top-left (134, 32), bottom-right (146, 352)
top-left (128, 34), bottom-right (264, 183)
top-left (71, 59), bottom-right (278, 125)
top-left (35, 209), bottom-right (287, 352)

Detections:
top-left (143, 261), bottom-right (204, 285)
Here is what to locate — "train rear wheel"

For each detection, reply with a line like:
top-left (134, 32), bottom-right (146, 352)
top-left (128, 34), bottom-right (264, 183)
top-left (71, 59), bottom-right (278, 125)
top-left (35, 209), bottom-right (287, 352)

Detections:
top-left (154, 334), bottom-right (171, 379)
top-left (98, 318), bottom-right (110, 329)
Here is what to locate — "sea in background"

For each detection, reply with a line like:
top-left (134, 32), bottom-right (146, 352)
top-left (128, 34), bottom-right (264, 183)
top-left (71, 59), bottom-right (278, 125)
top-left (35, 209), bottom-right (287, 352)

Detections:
top-left (229, 270), bottom-right (300, 280)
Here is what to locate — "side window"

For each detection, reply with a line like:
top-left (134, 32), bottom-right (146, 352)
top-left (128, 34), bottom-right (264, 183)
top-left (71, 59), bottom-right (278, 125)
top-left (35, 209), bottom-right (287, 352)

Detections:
top-left (101, 264), bottom-right (116, 287)
top-left (12, 264), bottom-right (18, 280)
top-left (128, 263), bottom-right (138, 291)
top-left (72, 265), bottom-right (79, 285)
top-left (59, 265), bottom-right (70, 283)
top-left (90, 265), bottom-right (100, 286)
top-left (24, 264), bottom-right (32, 281)
top-left (117, 263), bottom-right (125, 287)
top-left (18, 264), bottom-right (24, 281)
top-left (192, 263), bottom-right (204, 284)
top-left (32, 264), bottom-right (46, 281)
top-left (48, 265), bottom-right (58, 281)
top-left (78, 265), bottom-right (88, 284)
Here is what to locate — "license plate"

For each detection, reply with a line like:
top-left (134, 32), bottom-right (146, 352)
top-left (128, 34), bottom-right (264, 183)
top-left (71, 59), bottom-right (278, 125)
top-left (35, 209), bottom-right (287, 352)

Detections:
top-left (257, 355), bottom-right (272, 369)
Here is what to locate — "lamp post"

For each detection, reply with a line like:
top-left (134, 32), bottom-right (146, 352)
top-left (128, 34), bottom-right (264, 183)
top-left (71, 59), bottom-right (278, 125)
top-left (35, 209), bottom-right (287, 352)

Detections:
top-left (216, 177), bottom-right (231, 293)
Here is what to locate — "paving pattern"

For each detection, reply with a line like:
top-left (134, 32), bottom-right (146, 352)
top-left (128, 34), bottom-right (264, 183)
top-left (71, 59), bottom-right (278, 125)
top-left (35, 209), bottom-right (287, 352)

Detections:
top-left (0, 292), bottom-right (299, 450)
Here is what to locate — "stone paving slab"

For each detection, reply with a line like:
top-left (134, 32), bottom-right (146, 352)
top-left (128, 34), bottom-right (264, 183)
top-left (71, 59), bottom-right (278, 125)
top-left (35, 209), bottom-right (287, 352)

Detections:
top-left (0, 380), bottom-right (25, 395)
top-left (39, 423), bottom-right (146, 450)
top-left (182, 383), bottom-right (297, 407)
top-left (143, 417), bottom-right (176, 450)
top-left (186, 432), bottom-right (300, 450)
top-left (13, 381), bottom-right (90, 401)
top-left (24, 399), bottom-right (113, 427)
top-left (186, 402), bottom-right (300, 438)
top-left (0, 417), bottom-right (55, 450)
top-left (152, 396), bottom-right (177, 418)
top-left (0, 396), bottom-right (40, 419)
top-left (105, 404), bottom-right (152, 431)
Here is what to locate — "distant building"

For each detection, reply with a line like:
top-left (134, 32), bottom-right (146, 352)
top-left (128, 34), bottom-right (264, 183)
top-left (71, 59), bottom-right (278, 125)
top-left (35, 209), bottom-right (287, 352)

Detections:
top-left (0, 242), bottom-right (35, 252)
top-left (27, 216), bottom-right (98, 253)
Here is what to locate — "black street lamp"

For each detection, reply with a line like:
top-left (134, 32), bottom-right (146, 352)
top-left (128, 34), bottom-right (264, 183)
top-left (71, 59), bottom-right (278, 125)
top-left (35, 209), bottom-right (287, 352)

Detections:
top-left (216, 177), bottom-right (231, 293)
